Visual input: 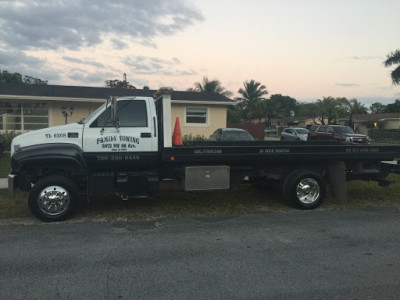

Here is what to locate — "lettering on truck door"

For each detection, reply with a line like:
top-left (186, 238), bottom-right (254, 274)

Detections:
top-left (82, 98), bottom-right (158, 170)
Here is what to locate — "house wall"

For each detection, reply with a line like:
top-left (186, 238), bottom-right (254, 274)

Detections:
top-left (171, 104), bottom-right (227, 138)
top-left (353, 123), bottom-right (369, 135)
top-left (383, 120), bottom-right (400, 130)
top-left (49, 101), bottom-right (102, 126)
top-left (354, 120), bottom-right (400, 135)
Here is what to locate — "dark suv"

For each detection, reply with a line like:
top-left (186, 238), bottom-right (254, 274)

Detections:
top-left (307, 125), bottom-right (369, 145)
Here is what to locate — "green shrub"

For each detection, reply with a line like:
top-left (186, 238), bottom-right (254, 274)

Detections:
top-left (2, 131), bottom-right (21, 151)
top-left (182, 133), bottom-right (207, 141)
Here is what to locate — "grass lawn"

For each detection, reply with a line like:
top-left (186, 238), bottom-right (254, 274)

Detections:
top-left (0, 152), bottom-right (10, 178)
top-left (1, 174), bottom-right (400, 222)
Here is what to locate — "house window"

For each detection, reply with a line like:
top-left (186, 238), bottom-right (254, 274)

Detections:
top-left (186, 107), bottom-right (207, 124)
top-left (0, 101), bottom-right (49, 131)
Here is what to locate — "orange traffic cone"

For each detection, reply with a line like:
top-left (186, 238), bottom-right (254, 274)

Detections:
top-left (172, 117), bottom-right (183, 146)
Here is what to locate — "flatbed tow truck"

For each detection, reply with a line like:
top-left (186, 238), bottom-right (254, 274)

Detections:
top-left (8, 88), bottom-right (400, 221)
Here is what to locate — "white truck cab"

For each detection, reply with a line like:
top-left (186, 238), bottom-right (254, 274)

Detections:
top-left (11, 96), bottom-right (159, 157)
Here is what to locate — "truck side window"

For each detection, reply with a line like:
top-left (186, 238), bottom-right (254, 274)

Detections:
top-left (90, 100), bottom-right (148, 128)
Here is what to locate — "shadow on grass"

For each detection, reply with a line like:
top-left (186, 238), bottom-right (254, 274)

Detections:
top-left (1, 174), bottom-right (400, 222)
top-left (77, 184), bottom-right (289, 221)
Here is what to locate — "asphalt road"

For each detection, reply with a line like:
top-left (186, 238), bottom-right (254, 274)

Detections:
top-left (1, 208), bottom-right (399, 299)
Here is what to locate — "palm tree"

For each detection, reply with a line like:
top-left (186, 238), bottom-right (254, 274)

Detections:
top-left (237, 79), bottom-right (268, 120)
top-left (384, 49), bottom-right (400, 85)
top-left (348, 99), bottom-right (367, 115)
top-left (190, 76), bottom-right (233, 97)
top-left (317, 97), bottom-right (346, 125)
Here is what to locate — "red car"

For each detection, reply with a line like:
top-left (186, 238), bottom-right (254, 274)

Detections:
top-left (307, 125), bottom-right (369, 145)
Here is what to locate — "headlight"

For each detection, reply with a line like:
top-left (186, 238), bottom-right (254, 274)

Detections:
top-left (345, 137), bottom-right (353, 142)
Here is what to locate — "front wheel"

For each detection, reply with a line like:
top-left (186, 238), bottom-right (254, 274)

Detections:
top-left (282, 170), bottom-right (326, 209)
top-left (28, 176), bottom-right (79, 222)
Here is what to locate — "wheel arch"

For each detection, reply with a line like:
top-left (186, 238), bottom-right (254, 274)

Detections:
top-left (11, 144), bottom-right (88, 184)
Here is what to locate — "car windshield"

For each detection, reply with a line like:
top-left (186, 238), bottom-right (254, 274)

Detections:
top-left (333, 126), bottom-right (355, 134)
top-left (224, 131), bottom-right (254, 141)
top-left (296, 129), bottom-right (309, 134)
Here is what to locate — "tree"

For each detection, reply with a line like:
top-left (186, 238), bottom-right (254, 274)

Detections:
top-left (23, 75), bottom-right (48, 85)
top-left (316, 96), bottom-right (348, 124)
top-left (0, 70), bottom-right (22, 83)
top-left (384, 49), bottom-right (400, 85)
top-left (190, 76), bottom-right (232, 97)
top-left (347, 98), bottom-right (368, 115)
top-left (269, 94), bottom-right (299, 117)
top-left (105, 80), bottom-right (136, 89)
top-left (297, 102), bottom-right (320, 123)
top-left (105, 73), bottom-right (136, 89)
top-left (385, 99), bottom-right (400, 113)
top-left (237, 79), bottom-right (268, 120)
top-left (370, 102), bottom-right (387, 114)
top-left (0, 70), bottom-right (48, 85)
top-left (227, 105), bottom-right (243, 122)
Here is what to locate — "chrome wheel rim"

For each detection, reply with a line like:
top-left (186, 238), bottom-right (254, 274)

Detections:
top-left (37, 185), bottom-right (70, 216)
top-left (296, 178), bottom-right (320, 204)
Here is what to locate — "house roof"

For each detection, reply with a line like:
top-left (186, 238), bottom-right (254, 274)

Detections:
top-left (0, 84), bottom-right (234, 103)
top-left (276, 116), bottom-right (314, 123)
top-left (352, 113), bottom-right (400, 122)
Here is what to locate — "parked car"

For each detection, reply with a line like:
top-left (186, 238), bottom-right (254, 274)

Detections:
top-left (307, 125), bottom-right (369, 145)
top-left (209, 128), bottom-right (255, 141)
top-left (280, 127), bottom-right (309, 141)
top-left (264, 127), bottom-right (278, 136)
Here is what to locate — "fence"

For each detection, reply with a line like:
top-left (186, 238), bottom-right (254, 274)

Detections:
top-left (368, 129), bottom-right (400, 144)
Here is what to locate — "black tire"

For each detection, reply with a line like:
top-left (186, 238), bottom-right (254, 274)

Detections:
top-left (28, 176), bottom-right (79, 222)
top-left (282, 170), bottom-right (325, 210)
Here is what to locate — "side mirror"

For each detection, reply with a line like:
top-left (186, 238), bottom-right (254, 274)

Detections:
top-left (107, 96), bottom-right (119, 128)
top-left (111, 96), bottom-right (118, 125)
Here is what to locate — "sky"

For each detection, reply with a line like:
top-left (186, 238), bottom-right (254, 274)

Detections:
top-left (0, 0), bottom-right (399, 106)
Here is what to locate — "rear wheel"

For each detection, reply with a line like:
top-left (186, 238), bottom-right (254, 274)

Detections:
top-left (282, 170), bottom-right (325, 209)
top-left (28, 176), bottom-right (79, 222)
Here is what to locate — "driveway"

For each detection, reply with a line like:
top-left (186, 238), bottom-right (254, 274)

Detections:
top-left (0, 207), bottom-right (399, 299)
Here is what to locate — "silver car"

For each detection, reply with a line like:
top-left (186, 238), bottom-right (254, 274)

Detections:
top-left (280, 127), bottom-right (309, 141)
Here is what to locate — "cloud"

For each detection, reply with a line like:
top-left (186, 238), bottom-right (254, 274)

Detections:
top-left (349, 56), bottom-right (381, 60)
top-left (336, 83), bottom-right (360, 87)
top-left (0, 49), bottom-right (60, 81)
top-left (62, 56), bottom-right (105, 68)
top-left (68, 69), bottom-right (116, 85)
top-left (111, 38), bottom-right (128, 50)
top-left (123, 55), bottom-right (197, 76)
top-left (0, 0), bottom-right (203, 51)
top-left (0, 49), bottom-right (46, 68)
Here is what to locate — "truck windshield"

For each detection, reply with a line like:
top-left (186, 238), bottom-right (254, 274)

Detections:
top-left (333, 126), bottom-right (355, 134)
top-left (78, 103), bottom-right (106, 124)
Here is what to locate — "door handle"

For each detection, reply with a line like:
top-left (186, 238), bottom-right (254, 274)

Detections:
top-left (141, 132), bottom-right (151, 138)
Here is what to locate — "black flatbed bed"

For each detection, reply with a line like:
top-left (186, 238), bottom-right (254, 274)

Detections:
top-left (162, 141), bottom-right (400, 165)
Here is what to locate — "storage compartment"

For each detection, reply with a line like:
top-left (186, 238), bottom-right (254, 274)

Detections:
top-left (184, 166), bottom-right (230, 191)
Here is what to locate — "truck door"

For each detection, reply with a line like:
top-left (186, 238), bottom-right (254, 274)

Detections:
top-left (82, 98), bottom-right (159, 171)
